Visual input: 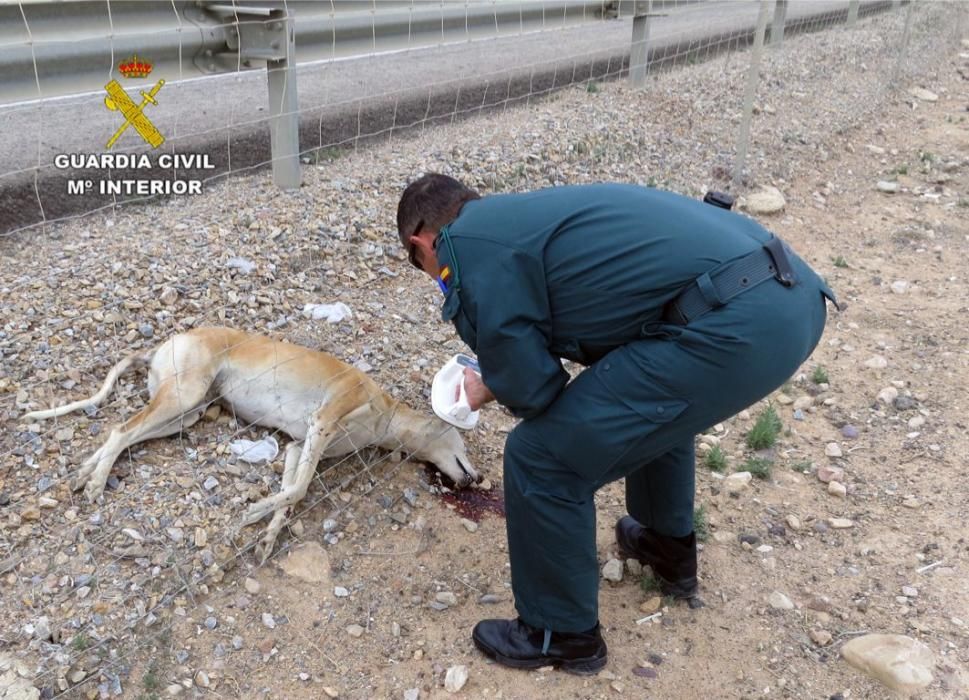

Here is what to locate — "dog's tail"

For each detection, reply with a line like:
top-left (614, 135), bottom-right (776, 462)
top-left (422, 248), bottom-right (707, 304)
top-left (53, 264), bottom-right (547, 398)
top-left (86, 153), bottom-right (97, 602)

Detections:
top-left (22, 352), bottom-right (150, 421)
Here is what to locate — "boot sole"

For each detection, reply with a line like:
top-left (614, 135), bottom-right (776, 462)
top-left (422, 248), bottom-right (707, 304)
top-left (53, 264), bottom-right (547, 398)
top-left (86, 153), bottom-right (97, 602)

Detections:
top-left (472, 635), bottom-right (607, 676)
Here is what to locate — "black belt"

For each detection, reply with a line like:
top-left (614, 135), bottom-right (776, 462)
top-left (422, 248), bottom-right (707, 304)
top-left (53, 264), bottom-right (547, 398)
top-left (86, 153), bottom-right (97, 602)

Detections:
top-left (663, 236), bottom-right (798, 326)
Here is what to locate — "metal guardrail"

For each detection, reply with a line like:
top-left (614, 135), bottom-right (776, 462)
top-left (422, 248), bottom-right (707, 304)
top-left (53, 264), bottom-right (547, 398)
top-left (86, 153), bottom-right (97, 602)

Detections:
top-left (0, 0), bottom-right (901, 234)
top-left (0, 1), bottom-right (639, 106)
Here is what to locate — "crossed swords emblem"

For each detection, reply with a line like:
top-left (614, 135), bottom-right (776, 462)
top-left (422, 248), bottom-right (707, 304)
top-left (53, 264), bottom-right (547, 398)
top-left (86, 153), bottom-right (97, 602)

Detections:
top-left (103, 79), bottom-right (166, 149)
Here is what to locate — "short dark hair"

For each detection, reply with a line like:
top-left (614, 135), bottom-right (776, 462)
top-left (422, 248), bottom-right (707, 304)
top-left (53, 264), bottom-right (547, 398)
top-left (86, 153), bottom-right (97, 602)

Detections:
top-left (396, 173), bottom-right (480, 251)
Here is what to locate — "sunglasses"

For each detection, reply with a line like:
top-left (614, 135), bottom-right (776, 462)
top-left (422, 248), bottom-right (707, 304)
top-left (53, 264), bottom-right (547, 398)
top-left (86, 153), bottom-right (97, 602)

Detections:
top-left (406, 219), bottom-right (424, 270)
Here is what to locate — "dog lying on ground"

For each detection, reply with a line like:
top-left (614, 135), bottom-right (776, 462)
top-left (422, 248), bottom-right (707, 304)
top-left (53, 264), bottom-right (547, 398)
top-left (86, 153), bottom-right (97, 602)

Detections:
top-left (23, 326), bottom-right (480, 559)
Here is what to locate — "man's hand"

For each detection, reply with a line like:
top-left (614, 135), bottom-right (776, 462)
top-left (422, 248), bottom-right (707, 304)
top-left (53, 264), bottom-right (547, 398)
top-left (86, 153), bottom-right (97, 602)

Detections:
top-left (458, 367), bottom-right (495, 411)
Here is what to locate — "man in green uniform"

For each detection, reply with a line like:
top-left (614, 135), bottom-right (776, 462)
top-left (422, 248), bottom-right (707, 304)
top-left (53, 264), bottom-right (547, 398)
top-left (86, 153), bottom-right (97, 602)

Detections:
top-left (397, 173), bottom-right (836, 675)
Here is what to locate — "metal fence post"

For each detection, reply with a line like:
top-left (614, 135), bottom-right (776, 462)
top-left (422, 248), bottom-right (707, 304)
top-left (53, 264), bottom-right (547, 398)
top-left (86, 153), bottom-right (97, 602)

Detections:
top-left (892, 0), bottom-right (915, 88)
top-left (846, 0), bottom-right (860, 28)
top-left (733, 0), bottom-right (771, 188)
top-left (769, 0), bottom-right (788, 48)
top-left (266, 9), bottom-right (301, 190)
top-left (628, 0), bottom-right (653, 88)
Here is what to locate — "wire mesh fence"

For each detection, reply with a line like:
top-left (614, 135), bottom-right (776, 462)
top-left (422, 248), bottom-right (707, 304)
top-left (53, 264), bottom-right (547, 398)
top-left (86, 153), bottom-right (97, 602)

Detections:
top-left (0, 0), bottom-right (966, 697)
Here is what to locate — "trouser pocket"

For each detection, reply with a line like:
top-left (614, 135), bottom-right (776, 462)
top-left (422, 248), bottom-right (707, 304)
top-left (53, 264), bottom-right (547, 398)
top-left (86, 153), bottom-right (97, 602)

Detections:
top-left (527, 343), bottom-right (690, 484)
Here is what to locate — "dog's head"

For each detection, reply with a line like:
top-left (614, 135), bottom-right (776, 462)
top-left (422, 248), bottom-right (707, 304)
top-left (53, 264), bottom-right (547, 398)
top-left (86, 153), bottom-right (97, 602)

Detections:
top-left (409, 418), bottom-right (480, 488)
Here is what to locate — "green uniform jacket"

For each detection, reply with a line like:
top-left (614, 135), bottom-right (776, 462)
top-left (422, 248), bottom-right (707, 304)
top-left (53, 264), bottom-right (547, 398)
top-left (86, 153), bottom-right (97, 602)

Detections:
top-left (435, 183), bottom-right (831, 420)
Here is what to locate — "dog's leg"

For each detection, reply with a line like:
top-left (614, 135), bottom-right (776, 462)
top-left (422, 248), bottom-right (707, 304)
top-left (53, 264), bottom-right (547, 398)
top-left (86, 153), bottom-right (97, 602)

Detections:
top-left (75, 381), bottom-right (208, 501)
top-left (242, 403), bottom-right (347, 525)
top-left (254, 441), bottom-right (302, 563)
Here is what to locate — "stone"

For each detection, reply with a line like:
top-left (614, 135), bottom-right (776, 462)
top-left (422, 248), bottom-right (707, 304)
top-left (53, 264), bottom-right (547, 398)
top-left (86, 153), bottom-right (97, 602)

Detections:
top-left (404, 690), bottom-right (420, 700)
top-left (810, 629), bottom-right (833, 646)
top-left (640, 596), bottom-right (662, 614)
top-left (435, 591), bottom-right (458, 606)
top-left (0, 652), bottom-right (40, 700)
top-left (460, 518), bottom-right (478, 533)
top-left (825, 443), bottom-right (843, 458)
top-left (244, 577), bottom-right (261, 594)
top-left (160, 286), bottom-right (179, 305)
top-left (818, 465), bottom-right (844, 483)
top-left (877, 387), bottom-right (899, 405)
top-left (334, 586), bottom-right (350, 598)
top-left (346, 624), bottom-right (365, 638)
top-left (31, 616), bottom-right (51, 642)
top-left (864, 355), bottom-right (888, 369)
top-left (261, 613), bottom-right (276, 629)
top-left (444, 665), bottom-right (469, 693)
top-left (768, 591), bottom-right (795, 610)
top-left (907, 415), bottom-right (925, 429)
top-left (841, 425), bottom-right (859, 439)
top-left (890, 280), bottom-right (909, 294)
top-left (625, 558), bottom-right (643, 577)
top-left (828, 518), bottom-right (854, 529)
top-left (194, 671), bottom-right (210, 688)
top-left (203, 405), bottom-right (221, 421)
top-left (876, 181), bottom-right (899, 194)
top-left (278, 542), bottom-right (330, 584)
top-left (908, 87), bottom-right (938, 102)
top-left (793, 396), bottom-right (814, 411)
top-left (723, 471), bottom-right (752, 493)
top-left (785, 514), bottom-right (801, 530)
top-left (841, 634), bottom-right (934, 694)
top-left (743, 186), bottom-right (786, 214)
top-left (828, 481), bottom-right (847, 498)
top-left (596, 558), bottom-right (622, 583)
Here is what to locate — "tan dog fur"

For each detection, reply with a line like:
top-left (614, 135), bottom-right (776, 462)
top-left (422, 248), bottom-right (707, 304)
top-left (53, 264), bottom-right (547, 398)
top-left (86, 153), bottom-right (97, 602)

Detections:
top-left (24, 327), bottom-right (479, 559)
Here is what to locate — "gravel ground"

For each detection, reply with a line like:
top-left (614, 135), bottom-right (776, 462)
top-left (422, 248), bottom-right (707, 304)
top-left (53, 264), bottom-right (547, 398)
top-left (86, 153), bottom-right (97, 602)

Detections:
top-left (0, 2), bottom-right (967, 698)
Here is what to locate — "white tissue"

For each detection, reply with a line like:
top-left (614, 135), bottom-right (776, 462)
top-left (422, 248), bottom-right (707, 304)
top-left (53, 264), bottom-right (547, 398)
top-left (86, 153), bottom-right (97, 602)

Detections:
top-left (302, 302), bottom-right (353, 323)
top-left (229, 436), bottom-right (279, 464)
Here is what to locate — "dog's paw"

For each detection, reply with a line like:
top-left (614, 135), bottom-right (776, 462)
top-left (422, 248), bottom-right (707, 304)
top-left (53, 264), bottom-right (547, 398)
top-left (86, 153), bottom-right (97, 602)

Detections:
top-left (83, 481), bottom-right (105, 504)
top-left (254, 535), bottom-right (278, 565)
top-left (242, 501), bottom-right (272, 525)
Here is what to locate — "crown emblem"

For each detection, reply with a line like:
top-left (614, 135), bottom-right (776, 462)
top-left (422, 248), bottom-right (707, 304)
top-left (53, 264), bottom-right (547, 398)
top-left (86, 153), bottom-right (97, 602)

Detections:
top-left (118, 55), bottom-right (153, 79)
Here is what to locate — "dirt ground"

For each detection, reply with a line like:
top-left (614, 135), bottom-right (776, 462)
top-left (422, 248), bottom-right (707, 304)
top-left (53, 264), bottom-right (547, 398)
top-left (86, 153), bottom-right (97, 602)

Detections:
top-left (138, 44), bottom-right (966, 700)
top-left (2, 12), bottom-right (968, 700)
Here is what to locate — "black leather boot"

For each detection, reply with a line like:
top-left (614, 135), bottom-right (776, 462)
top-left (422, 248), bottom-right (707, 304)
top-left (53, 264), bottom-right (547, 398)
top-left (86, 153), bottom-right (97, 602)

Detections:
top-left (472, 617), bottom-right (608, 675)
top-left (615, 516), bottom-right (703, 608)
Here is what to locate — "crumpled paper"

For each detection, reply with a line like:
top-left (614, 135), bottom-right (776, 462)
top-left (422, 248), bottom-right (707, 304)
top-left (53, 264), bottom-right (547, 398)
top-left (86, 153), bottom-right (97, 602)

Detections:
top-left (302, 302), bottom-right (353, 323)
top-left (226, 257), bottom-right (257, 274)
top-left (229, 436), bottom-right (279, 464)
